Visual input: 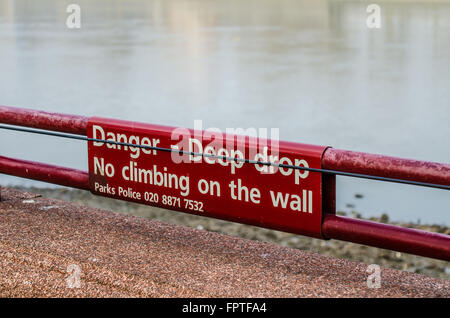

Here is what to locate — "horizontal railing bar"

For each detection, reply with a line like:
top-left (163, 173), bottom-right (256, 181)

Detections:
top-left (322, 214), bottom-right (450, 261)
top-left (0, 105), bottom-right (88, 135)
top-left (323, 148), bottom-right (450, 187)
top-left (0, 156), bottom-right (90, 190)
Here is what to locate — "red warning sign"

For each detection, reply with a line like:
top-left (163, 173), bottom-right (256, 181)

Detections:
top-left (87, 117), bottom-right (329, 238)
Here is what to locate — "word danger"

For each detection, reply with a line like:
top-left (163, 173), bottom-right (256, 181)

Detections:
top-left (92, 125), bottom-right (311, 185)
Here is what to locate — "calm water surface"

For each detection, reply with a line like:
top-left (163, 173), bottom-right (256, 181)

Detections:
top-left (0, 0), bottom-right (449, 223)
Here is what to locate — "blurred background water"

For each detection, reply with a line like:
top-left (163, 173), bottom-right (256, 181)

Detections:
top-left (0, 0), bottom-right (449, 224)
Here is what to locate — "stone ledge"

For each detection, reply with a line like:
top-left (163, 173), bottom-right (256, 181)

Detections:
top-left (0, 187), bottom-right (448, 297)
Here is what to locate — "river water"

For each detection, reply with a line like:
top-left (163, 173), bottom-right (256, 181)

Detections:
top-left (0, 0), bottom-right (449, 224)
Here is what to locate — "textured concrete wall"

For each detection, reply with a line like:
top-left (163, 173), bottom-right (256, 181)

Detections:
top-left (0, 187), bottom-right (448, 297)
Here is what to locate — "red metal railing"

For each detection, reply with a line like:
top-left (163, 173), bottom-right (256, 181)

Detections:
top-left (1, 105), bottom-right (449, 261)
top-left (0, 106), bottom-right (88, 135)
top-left (323, 148), bottom-right (450, 187)
top-left (0, 155), bottom-right (89, 190)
